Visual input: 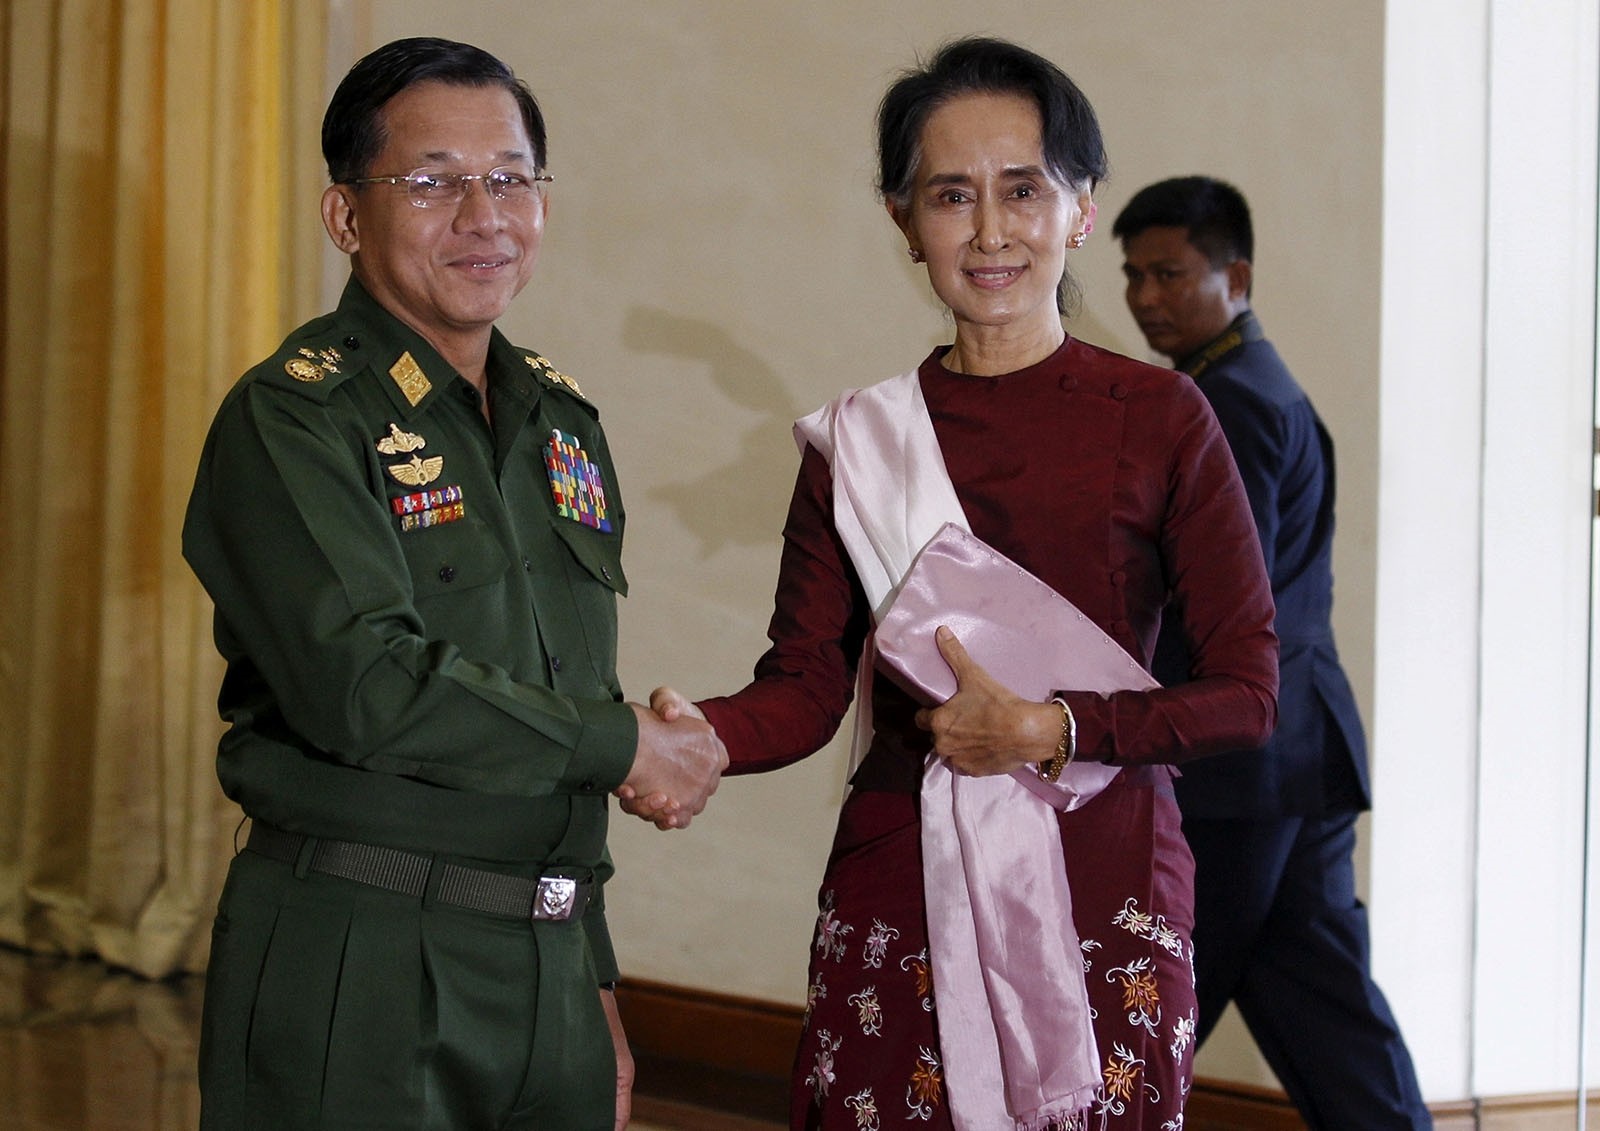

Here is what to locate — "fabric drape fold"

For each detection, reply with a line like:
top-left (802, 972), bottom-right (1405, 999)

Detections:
top-left (0, 0), bottom-right (326, 979)
top-left (795, 374), bottom-right (1104, 1130)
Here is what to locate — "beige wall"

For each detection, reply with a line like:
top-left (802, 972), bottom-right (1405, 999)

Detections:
top-left (336, 0), bottom-right (1387, 1094)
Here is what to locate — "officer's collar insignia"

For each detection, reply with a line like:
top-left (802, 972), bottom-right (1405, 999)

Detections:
top-left (375, 423), bottom-right (427, 455)
top-left (524, 354), bottom-right (583, 397)
top-left (387, 453), bottom-right (445, 487)
top-left (390, 351), bottom-right (432, 406)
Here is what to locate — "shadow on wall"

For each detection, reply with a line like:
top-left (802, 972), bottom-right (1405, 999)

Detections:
top-left (623, 306), bottom-right (807, 557)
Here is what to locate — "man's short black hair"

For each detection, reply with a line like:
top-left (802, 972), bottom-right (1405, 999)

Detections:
top-left (322, 37), bottom-right (547, 184)
top-left (1112, 175), bottom-right (1252, 268)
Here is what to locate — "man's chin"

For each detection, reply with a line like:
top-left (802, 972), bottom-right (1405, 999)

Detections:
top-left (1138, 332), bottom-right (1179, 360)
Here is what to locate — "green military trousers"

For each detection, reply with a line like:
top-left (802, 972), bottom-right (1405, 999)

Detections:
top-left (198, 848), bottom-right (616, 1130)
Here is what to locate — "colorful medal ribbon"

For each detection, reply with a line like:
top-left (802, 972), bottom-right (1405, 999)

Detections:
top-left (391, 484), bottom-right (465, 532)
top-left (544, 429), bottom-right (612, 531)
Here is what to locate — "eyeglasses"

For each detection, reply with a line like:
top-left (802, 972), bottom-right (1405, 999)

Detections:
top-left (344, 166), bottom-right (554, 208)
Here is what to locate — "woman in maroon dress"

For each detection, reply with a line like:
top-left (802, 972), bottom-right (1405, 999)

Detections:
top-left (636, 37), bottom-right (1276, 1131)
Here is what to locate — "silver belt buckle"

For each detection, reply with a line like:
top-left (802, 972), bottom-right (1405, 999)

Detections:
top-left (532, 876), bottom-right (578, 922)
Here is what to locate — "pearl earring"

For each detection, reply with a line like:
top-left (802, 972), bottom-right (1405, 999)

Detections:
top-left (907, 248), bottom-right (925, 263)
top-left (1068, 233), bottom-right (1086, 249)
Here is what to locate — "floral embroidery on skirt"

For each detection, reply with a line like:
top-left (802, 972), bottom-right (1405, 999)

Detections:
top-left (789, 779), bottom-right (1196, 1131)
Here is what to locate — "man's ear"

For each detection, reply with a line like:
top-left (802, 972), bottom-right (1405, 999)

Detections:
top-left (322, 184), bottom-right (360, 254)
top-left (1226, 257), bottom-right (1253, 303)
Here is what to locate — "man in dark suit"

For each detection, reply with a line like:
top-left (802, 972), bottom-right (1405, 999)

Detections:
top-left (1114, 176), bottom-right (1430, 1130)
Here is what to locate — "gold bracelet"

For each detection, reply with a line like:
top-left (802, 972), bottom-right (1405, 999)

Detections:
top-left (1038, 696), bottom-right (1076, 783)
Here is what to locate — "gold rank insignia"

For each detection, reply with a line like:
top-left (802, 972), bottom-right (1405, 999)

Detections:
top-left (525, 354), bottom-right (583, 397)
top-left (387, 454), bottom-right (445, 487)
top-left (375, 422), bottom-right (427, 455)
top-left (286, 346), bottom-right (343, 382)
top-left (299, 346), bottom-right (343, 373)
top-left (389, 351), bottom-right (432, 406)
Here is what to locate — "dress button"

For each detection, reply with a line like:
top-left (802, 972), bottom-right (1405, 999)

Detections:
top-left (523, 557), bottom-right (533, 572)
top-left (551, 655), bottom-right (563, 672)
top-left (1111, 570), bottom-right (1127, 586)
top-left (439, 565), bottom-right (456, 583)
top-left (580, 780), bottom-right (597, 793)
top-left (342, 336), bottom-right (359, 349)
top-left (1110, 384), bottom-right (1128, 401)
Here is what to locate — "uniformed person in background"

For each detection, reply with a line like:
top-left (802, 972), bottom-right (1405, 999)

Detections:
top-left (1116, 176), bottom-right (1430, 1130)
top-left (182, 37), bottom-right (726, 1131)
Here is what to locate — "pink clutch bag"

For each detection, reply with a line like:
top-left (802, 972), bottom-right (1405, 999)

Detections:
top-left (876, 523), bottom-right (1157, 704)
top-left (875, 522), bottom-right (1159, 813)
top-left (875, 524), bottom-right (1155, 809)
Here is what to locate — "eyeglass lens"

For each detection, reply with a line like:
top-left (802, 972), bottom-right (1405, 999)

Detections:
top-left (407, 168), bottom-right (545, 207)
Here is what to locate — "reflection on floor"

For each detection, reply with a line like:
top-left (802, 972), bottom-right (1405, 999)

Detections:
top-left (0, 947), bottom-right (782, 1131)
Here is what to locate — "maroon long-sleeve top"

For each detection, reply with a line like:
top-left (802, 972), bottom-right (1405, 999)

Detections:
top-left (701, 337), bottom-right (1278, 786)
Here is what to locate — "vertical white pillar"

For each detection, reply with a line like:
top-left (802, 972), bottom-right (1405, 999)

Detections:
top-left (1377, 0), bottom-right (1598, 1102)
top-left (1478, 0), bottom-right (1598, 1100)
top-left (1375, 0), bottom-right (1489, 1101)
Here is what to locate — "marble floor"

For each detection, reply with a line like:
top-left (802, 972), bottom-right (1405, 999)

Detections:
top-left (0, 947), bottom-right (780, 1130)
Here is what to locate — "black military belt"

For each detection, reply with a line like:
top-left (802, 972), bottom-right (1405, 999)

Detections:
top-left (245, 821), bottom-right (592, 924)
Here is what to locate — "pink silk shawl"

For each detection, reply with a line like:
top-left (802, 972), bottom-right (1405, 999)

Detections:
top-left (794, 371), bottom-right (1108, 1130)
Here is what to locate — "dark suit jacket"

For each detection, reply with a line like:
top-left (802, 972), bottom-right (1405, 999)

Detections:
top-left (1155, 313), bottom-right (1369, 819)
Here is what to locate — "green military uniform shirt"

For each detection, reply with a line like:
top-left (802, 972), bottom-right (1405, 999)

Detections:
top-left (183, 277), bottom-right (637, 981)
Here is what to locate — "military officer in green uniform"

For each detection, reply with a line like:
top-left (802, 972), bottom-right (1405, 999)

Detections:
top-left (182, 37), bottom-right (726, 1131)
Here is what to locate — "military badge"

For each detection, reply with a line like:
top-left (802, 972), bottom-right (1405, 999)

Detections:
top-left (387, 454), bottom-right (445, 487)
top-left (525, 354), bottom-right (584, 397)
top-left (377, 425), bottom-right (440, 487)
top-left (392, 484), bottom-right (465, 532)
top-left (544, 429), bottom-right (611, 531)
top-left (288, 346), bottom-right (344, 381)
top-left (375, 423), bottom-right (427, 455)
top-left (299, 345), bottom-right (343, 374)
top-left (398, 503), bottom-right (464, 532)
top-left (389, 351), bottom-right (432, 407)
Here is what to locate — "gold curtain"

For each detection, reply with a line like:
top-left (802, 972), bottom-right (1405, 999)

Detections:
top-left (0, 0), bottom-right (328, 979)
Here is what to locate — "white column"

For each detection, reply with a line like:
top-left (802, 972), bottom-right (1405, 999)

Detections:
top-left (1377, 0), bottom-right (1598, 1102)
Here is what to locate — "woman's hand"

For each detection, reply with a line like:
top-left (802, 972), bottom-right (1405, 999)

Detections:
top-left (913, 627), bottom-right (1063, 776)
top-left (615, 687), bottom-right (710, 829)
top-left (649, 685), bottom-right (706, 724)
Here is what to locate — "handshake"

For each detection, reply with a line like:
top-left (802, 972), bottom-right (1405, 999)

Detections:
top-left (616, 688), bottom-right (726, 830)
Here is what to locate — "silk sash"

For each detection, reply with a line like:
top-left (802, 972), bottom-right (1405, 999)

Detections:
top-left (794, 371), bottom-right (1107, 1130)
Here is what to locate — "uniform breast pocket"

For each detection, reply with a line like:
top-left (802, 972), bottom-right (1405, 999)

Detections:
top-left (400, 518), bottom-right (512, 604)
top-left (549, 518), bottom-right (627, 680)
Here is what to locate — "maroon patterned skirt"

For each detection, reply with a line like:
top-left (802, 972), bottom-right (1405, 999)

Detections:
top-left (790, 770), bottom-right (1196, 1131)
